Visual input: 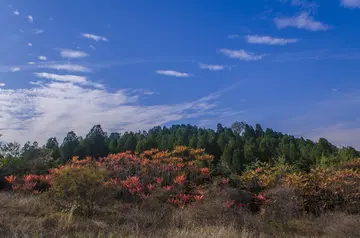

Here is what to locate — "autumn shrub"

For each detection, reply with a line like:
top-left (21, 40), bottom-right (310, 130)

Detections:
top-left (4, 174), bottom-right (51, 194)
top-left (262, 186), bottom-right (302, 222)
top-left (239, 163), bottom-right (295, 191)
top-left (338, 158), bottom-right (360, 170)
top-left (48, 159), bottom-right (109, 217)
top-left (283, 168), bottom-right (360, 215)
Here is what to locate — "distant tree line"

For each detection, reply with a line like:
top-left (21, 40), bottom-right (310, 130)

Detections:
top-left (0, 122), bottom-right (359, 184)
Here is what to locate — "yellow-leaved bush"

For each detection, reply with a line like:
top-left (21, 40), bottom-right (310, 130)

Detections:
top-left (48, 160), bottom-right (109, 217)
top-left (283, 168), bottom-right (360, 215)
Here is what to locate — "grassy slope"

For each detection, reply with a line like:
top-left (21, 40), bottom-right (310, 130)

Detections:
top-left (0, 192), bottom-right (360, 238)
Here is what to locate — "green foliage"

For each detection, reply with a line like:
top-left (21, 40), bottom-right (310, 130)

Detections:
top-left (0, 122), bottom-right (359, 180)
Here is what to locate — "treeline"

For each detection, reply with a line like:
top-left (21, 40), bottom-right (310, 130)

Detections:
top-left (0, 122), bottom-right (359, 178)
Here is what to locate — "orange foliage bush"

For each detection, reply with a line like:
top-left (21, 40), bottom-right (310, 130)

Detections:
top-left (283, 168), bottom-right (360, 214)
top-left (239, 164), bottom-right (294, 190)
top-left (4, 147), bottom-right (225, 212)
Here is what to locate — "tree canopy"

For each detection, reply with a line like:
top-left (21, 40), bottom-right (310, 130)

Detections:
top-left (0, 122), bottom-right (359, 181)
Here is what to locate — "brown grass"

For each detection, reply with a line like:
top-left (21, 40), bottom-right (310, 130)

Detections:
top-left (0, 192), bottom-right (360, 238)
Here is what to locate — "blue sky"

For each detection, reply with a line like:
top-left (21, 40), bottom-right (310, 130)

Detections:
top-left (1, 0), bottom-right (360, 148)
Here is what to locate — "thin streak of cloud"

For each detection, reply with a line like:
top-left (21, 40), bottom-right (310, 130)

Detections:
top-left (28, 43), bottom-right (32, 47)
top-left (156, 70), bottom-right (190, 77)
top-left (34, 72), bottom-right (88, 84)
top-left (81, 33), bottom-right (108, 42)
top-left (199, 63), bottom-right (226, 71)
top-left (274, 12), bottom-right (329, 31)
top-left (246, 35), bottom-right (298, 45)
top-left (60, 49), bottom-right (88, 59)
top-left (34, 72), bottom-right (103, 89)
top-left (13, 10), bottom-right (20, 15)
top-left (342, 0), bottom-right (360, 8)
top-left (0, 83), bottom-right (5, 87)
top-left (32, 29), bottom-right (44, 34)
top-left (38, 56), bottom-right (47, 61)
top-left (40, 64), bottom-right (92, 73)
top-left (219, 49), bottom-right (265, 61)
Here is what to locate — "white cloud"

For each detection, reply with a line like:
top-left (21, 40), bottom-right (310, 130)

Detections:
top-left (13, 10), bottom-right (20, 16)
top-left (199, 63), bottom-right (226, 71)
top-left (34, 72), bottom-right (103, 89)
top-left (228, 34), bottom-right (241, 39)
top-left (41, 64), bottom-right (91, 72)
top-left (10, 67), bottom-right (20, 72)
top-left (156, 70), bottom-right (190, 77)
top-left (89, 45), bottom-right (96, 50)
top-left (38, 56), bottom-right (47, 61)
top-left (246, 35), bottom-right (298, 45)
top-left (0, 81), bottom-right (224, 144)
top-left (28, 42), bottom-right (32, 47)
top-left (81, 33), bottom-right (108, 42)
top-left (28, 62), bottom-right (35, 65)
top-left (33, 72), bottom-right (88, 84)
top-left (281, 0), bottom-right (318, 10)
top-left (274, 12), bottom-right (329, 31)
top-left (342, 0), bottom-right (360, 8)
top-left (60, 49), bottom-right (88, 59)
top-left (32, 29), bottom-right (44, 34)
top-left (28, 15), bottom-right (33, 23)
top-left (0, 83), bottom-right (5, 87)
top-left (219, 49), bottom-right (264, 61)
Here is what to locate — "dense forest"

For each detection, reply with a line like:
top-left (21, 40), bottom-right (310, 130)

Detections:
top-left (1, 122), bottom-right (358, 182)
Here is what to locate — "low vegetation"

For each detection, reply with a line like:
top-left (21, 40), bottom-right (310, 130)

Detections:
top-left (1, 123), bottom-right (359, 237)
top-left (1, 143), bottom-right (360, 237)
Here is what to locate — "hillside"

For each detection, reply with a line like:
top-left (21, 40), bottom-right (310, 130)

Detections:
top-left (1, 147), bottom-right (360, 237)
top-left (1, 122), bottom-right (359, 184)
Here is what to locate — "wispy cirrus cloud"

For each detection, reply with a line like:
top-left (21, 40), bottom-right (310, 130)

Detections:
top-left (33, 72), bottom-right (88, 84)
top-left (280, 0), bottom-right (318, 11)
top-left (60, 49), bottom-right (88, 59)
top-left (32, 29), bottom-right (44, 34)
top-left (27, 15), bottom-right (33, 23)
top-left (219, 49), bottom-right (264, 61)
top-left (199, 63), bottom-right (226, 71)
top-left (0, 83), bottom-right (5, 87)
top-left (38, 56), bottom-right (47, 61)
top-left (40, 64), bottom-right (91, 73)
top-left (246, 35), bottom-right (298, 45)
top-left (28, 42), bottom-right (32, 47)
top-left (28, 62), bottom-right (35, 65)
top-left (156, 70), bottom-right (190, 77)
top-left (0, 80), bottom-right (227, 143)
top-left (33, 72), bottom-right (103, 89)
top-left (342, 0), bottom-right (360, 8)
top-left (13, 9), bottom-right (20, 15)
top-left (274, 12), bottom-right (329, 31)
top-left (81, 33), bottom-right (108, 42)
